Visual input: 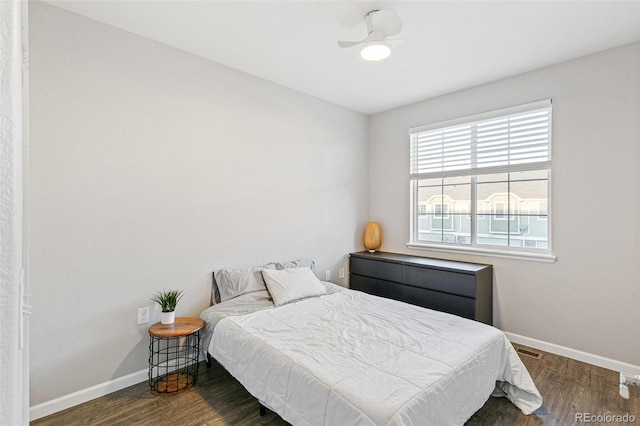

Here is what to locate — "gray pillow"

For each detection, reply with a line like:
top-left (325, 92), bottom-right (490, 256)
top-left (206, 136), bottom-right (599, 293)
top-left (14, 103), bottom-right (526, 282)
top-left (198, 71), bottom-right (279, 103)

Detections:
top-left (275, 258), bottom-right (316, 272)
top-left (212, 263), bottom-right (275, 303)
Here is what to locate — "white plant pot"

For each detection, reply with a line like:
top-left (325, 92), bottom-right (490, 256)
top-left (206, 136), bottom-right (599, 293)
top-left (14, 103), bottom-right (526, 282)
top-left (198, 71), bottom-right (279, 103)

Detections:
top-left (160, 311), bottom-right (175, 325)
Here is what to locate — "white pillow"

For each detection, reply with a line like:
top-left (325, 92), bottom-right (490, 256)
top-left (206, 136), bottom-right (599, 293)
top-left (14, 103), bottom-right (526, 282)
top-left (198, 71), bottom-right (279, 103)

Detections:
top-left (262, 267), bottom-right (327, 306)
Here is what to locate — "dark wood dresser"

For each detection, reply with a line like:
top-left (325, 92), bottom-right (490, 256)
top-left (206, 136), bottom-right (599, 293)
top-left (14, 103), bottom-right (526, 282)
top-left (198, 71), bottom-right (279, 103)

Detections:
top-left (349, 251), bottom-right (493, 324)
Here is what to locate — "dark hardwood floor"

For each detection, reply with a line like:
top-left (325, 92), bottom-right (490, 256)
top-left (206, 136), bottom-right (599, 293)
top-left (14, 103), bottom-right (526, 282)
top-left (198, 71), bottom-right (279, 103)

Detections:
top-left (32, 344), bottom-right (639, 426)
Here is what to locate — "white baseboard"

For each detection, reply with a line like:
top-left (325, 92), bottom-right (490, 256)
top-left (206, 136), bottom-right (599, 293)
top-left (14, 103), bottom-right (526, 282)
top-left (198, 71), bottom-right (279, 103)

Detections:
top-left (504, 331), bottom-right (640, 376)
top-left (29, 368), bottom-right (148, 421)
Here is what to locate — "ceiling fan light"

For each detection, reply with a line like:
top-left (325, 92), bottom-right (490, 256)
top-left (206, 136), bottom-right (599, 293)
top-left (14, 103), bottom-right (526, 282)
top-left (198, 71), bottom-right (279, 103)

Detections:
top-left (360, 41), bottom-right (391, 61)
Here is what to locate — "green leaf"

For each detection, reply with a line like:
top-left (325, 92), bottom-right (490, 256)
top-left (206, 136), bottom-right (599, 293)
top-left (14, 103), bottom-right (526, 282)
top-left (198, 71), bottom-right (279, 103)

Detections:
top-left (150, 289), bottom-right (184, 312)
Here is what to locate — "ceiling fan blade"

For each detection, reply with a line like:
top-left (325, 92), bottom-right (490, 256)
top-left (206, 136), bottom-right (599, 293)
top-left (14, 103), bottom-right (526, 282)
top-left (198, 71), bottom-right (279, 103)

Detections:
top-left (364, 9), bottom-right (378, 34)
top-left (338, 39), bottom-right (365, 48)
top-left (338, 9), bottom-right (401, 49)
top-left (371, 9), bottom-right (402, 37)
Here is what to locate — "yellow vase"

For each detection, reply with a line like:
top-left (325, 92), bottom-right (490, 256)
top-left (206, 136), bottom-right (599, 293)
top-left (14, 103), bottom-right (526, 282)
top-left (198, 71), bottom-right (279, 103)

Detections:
top-left (363, 222), bottom-right (382, 252)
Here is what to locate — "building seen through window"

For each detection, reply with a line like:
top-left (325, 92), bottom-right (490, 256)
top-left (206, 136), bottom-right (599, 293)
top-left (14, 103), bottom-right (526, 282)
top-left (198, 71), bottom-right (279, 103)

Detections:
top-left (416, 170), bottom-right (548, 249)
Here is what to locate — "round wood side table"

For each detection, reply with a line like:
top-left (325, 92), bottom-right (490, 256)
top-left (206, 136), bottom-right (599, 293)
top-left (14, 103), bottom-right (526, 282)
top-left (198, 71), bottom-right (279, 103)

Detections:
top-left (148, 317), bottom-right (204, 394)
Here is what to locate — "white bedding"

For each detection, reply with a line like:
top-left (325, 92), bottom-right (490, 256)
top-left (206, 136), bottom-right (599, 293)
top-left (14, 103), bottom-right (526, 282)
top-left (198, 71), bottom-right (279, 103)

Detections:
top-left (200, 289), bottom-right (274, 358)
top-left (208, 289), bottom-right (542, 426)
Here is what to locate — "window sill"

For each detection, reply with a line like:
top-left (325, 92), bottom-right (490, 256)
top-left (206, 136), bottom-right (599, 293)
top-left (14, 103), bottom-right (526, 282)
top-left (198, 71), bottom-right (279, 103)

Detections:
top-left (406, 242), bottom-right (557, 263)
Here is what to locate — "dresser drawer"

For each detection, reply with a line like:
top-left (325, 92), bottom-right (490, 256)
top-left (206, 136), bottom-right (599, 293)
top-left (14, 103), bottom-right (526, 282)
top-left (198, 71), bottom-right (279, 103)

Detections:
top-left (350, 257), bottom-right (402, 283)
top-left (402, 265), bottom-right (476, 298)
top-left (350, 275), bottom-right (402, 301)
top-left (349, 251), bottom-right (492, 324)
top-left (402, 286), bottom-right (475, 320)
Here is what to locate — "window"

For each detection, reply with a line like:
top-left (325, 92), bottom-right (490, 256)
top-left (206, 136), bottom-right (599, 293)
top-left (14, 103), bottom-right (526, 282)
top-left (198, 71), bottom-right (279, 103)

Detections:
top-left (434, 203), bottom-right (449, 219)
top-left (493, 202), bottom-right (508, 220)
top-left (409, 100), bottom-right (552, 257)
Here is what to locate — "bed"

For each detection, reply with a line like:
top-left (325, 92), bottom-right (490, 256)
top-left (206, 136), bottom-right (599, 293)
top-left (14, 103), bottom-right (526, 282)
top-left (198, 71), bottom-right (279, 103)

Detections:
top-left (200, 259), bottom-right (543, 425)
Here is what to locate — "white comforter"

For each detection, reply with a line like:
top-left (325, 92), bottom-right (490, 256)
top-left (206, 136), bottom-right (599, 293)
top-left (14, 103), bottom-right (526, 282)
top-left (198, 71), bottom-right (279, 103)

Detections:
top-left (210, 289), bottom-right (542, 426)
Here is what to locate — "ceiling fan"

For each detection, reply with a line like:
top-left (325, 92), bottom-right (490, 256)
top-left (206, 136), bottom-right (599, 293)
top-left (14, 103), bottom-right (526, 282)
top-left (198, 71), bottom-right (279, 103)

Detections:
top-left (338, 9), bottom-right (402, 61)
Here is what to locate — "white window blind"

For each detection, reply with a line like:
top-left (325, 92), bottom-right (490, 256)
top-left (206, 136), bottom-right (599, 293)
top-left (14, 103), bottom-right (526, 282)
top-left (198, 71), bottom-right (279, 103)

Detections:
top-left (410, 100), bottom-right (551, 180)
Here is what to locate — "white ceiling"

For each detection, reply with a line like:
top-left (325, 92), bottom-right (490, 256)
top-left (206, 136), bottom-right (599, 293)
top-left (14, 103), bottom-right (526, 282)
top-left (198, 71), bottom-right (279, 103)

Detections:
top-left (46, 1), bottom-right (640, 115)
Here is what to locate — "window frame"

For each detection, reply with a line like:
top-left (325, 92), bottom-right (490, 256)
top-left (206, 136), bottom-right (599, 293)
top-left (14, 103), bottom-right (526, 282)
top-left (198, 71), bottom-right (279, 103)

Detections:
top-left (408, 100), bottom-right (556, 263)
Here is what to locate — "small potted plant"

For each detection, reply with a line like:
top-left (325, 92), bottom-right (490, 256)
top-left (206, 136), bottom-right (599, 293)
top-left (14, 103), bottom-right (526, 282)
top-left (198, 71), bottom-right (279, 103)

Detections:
top-left (151, 289), bottom-right (184, 324)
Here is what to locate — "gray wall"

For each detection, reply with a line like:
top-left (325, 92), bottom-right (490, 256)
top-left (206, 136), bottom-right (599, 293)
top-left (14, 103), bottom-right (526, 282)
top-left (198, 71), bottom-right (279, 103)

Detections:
top-left (29, 2), bottom-right (368, 405)
top-left (369, 42), bottom-right (640, 366)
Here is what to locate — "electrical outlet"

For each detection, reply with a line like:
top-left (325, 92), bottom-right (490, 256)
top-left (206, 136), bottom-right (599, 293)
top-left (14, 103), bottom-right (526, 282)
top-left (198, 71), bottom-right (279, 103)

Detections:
top-left (339, 268), bottom-right (345, 279)
top-left (325, 270), bottom-right (331, 281)
top-left (137, 307), bottom-right (149, 325)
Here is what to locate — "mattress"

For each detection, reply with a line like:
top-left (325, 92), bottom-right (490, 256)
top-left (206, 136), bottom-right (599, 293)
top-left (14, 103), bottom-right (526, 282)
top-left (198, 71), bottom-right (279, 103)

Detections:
top-left (207, 289), bottom-right (543, 425)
